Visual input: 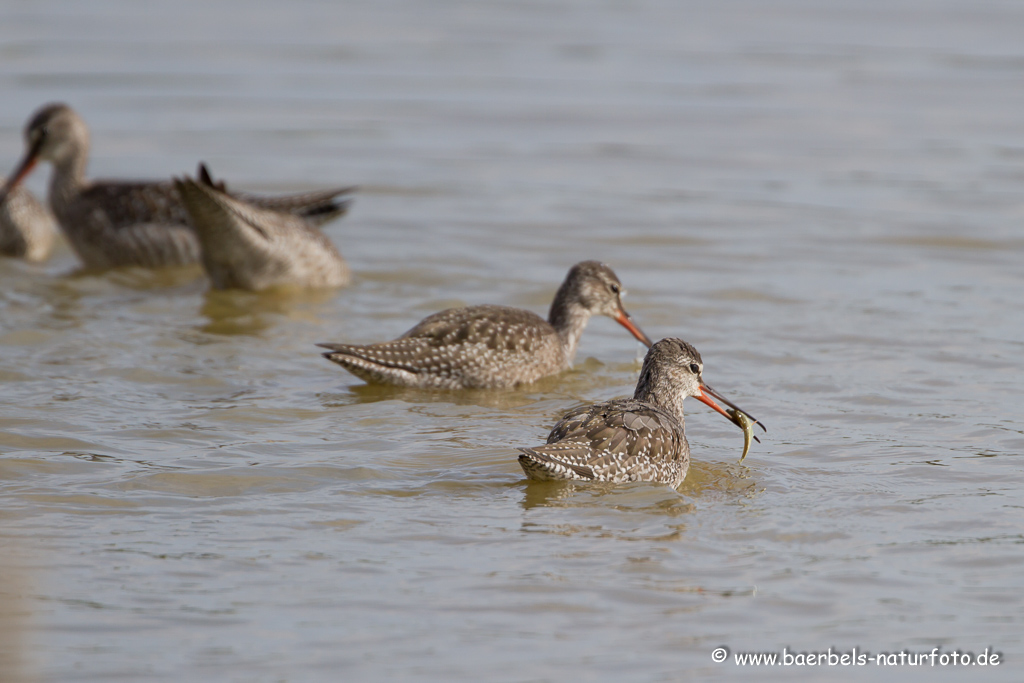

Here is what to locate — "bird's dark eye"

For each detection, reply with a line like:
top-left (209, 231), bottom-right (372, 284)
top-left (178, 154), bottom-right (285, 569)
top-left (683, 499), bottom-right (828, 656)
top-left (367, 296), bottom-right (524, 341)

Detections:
top-left (689, 363), bottom-right (700, 374)
top-left (609, 283), bottom-right (620, 294)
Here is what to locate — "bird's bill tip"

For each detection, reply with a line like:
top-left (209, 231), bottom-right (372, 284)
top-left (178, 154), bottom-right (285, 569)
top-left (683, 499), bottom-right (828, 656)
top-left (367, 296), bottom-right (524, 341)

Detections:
top-left (697, 384), bottom-right (764, 463)
top-left (702, 382), bottom-right (766, 432)
top-left (613, 309), bottom-right (653, 348)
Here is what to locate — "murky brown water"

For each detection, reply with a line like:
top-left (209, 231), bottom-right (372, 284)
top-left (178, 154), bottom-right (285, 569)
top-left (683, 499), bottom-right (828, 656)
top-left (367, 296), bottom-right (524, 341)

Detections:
top-left (2, 1), bottom-right (1023, 681)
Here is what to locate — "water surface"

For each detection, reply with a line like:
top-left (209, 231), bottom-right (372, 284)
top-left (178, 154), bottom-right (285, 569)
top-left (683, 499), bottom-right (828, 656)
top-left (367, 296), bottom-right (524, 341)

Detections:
top-left (1, 1), bottom-right (1023, 681)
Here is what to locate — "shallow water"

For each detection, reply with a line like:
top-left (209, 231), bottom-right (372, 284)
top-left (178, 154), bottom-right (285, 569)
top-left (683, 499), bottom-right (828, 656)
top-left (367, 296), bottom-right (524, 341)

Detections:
top-left (1, 1), bottom-right (1023, 681)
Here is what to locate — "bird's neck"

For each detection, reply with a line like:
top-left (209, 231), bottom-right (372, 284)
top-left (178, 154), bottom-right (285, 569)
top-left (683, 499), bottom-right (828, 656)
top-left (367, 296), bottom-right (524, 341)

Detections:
top-left (548, 298), bottom-right (591, 364)
top-left (48, 147), bottom-right (89, 210)
top-left (633, 367), bottom-right (687, 425)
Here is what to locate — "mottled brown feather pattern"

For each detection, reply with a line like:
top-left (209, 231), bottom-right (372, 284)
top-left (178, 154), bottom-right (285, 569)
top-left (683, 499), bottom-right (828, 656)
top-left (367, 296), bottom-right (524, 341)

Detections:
top-left (320, 305), bottom-right (565, 389)
top-left (518, 338), bottom-right (725, 488)
top-left (319, 262), bottom-right (651, 390)
top-left (520, 398), bottom-right (687, 485)
top-left (79, 182), bottom-right (191, 228)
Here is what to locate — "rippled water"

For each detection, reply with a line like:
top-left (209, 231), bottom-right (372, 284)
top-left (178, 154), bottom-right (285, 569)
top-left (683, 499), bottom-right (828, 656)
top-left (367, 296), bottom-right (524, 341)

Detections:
top-left (2, 1), bottom-right (1023, 681)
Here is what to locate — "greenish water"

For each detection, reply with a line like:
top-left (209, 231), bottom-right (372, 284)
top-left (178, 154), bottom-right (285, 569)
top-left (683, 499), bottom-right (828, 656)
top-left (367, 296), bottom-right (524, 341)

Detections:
top-left (1, 1), bottom-right (1023, 681)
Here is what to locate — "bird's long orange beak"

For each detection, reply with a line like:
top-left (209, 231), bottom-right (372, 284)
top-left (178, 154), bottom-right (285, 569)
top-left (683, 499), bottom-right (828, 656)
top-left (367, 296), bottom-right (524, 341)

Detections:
top-left (613, 309), bottom-right (653, 348)
top-left (0, 138), bottom-right (43, 205)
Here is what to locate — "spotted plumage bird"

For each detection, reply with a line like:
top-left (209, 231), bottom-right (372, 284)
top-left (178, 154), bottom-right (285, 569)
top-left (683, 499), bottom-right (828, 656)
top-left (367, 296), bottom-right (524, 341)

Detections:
top-left (174, 165), bottom-right (350, 291)
top-left (319, 261), bottom-right (653, 389)
top-left (517, 337), bottom-right (764, 487)
top-left (0, 179), bottom-right (57, 262)
top-left (0, 103), bottom-right (354, 270)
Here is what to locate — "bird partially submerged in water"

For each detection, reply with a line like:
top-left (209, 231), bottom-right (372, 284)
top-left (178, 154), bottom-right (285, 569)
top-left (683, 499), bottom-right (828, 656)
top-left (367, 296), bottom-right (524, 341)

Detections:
top-left (175, 164), bottom-right (351, 291)
top-left (518, 337), bottom-right (765, 487)
top-left (0, 102), bottom-right (354, 270)
top-left (319, 261), bottom-right (653, 389)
